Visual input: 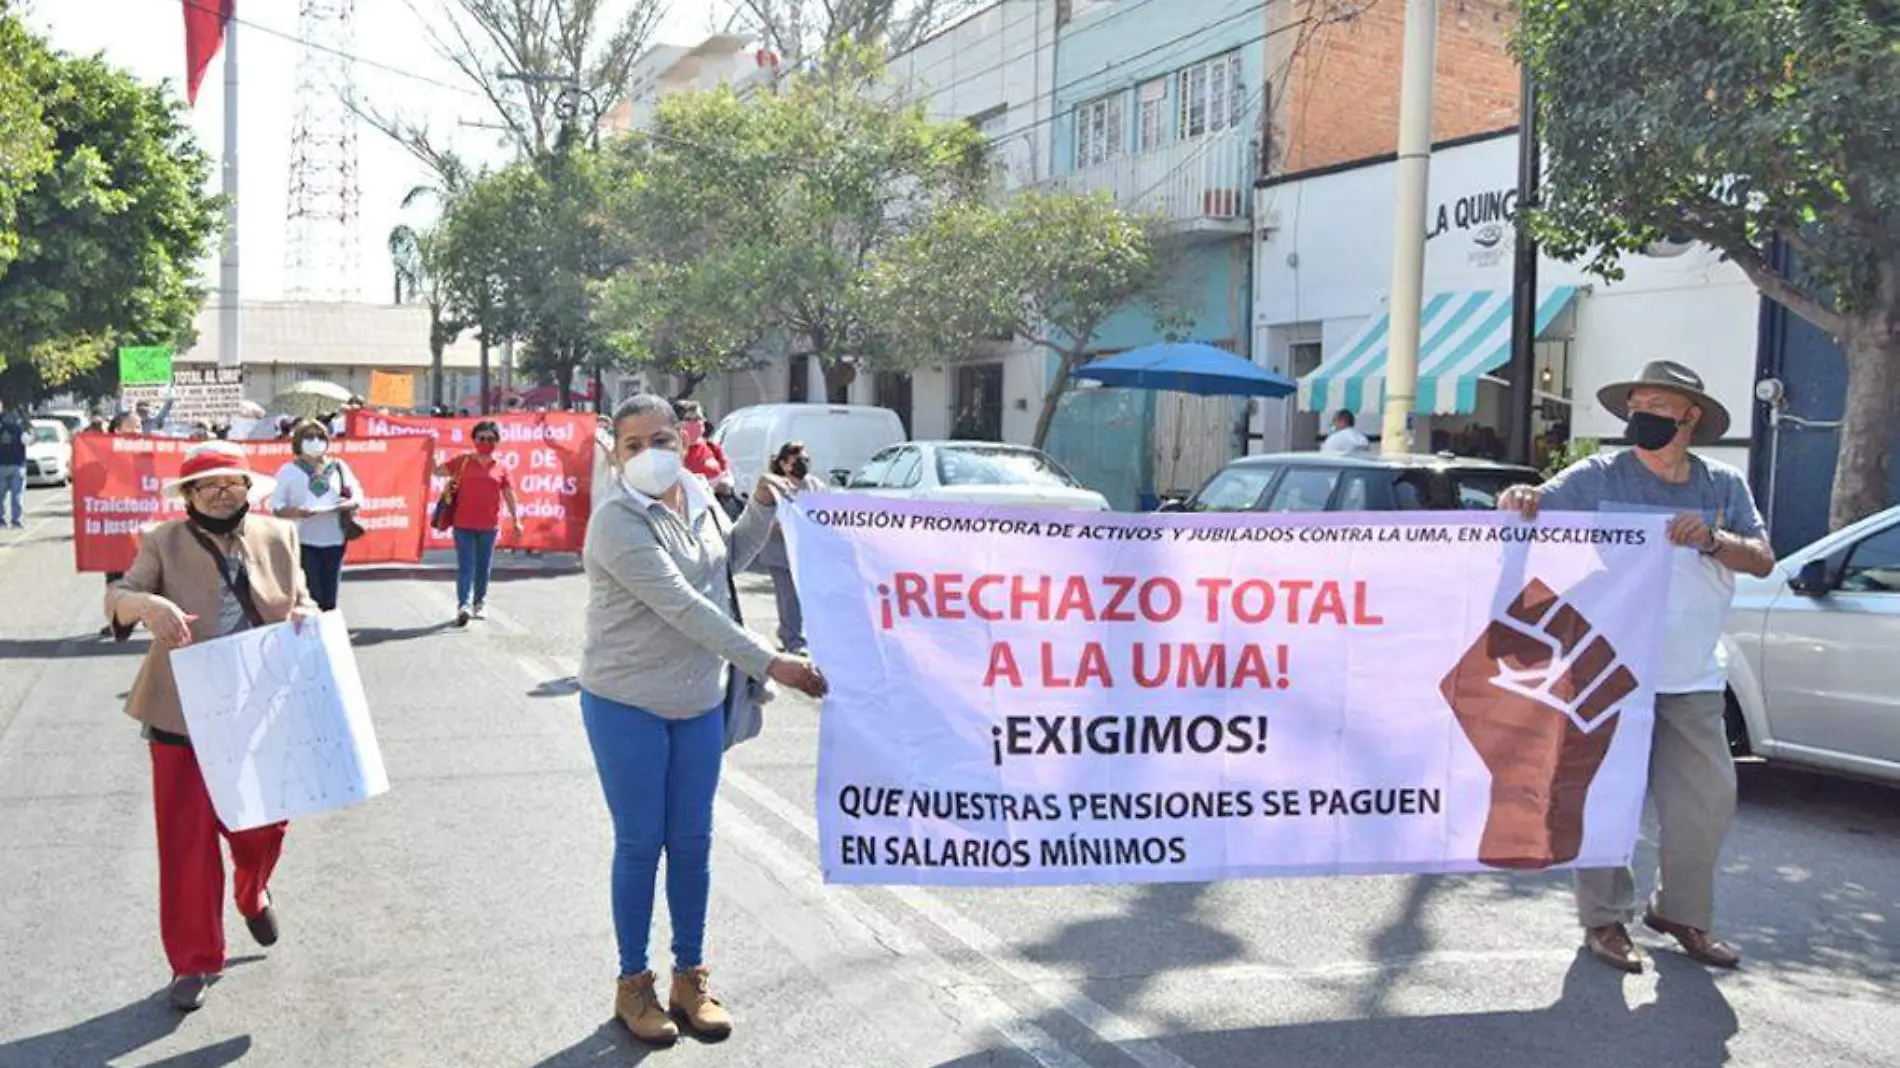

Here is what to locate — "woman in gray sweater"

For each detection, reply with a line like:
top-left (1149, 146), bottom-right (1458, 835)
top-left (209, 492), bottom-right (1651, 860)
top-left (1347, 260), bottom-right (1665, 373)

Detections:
top-left (580, 394), bottom-right (826, 1047)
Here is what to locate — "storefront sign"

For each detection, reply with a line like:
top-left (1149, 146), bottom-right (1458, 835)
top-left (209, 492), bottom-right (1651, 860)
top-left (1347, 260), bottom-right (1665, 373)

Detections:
top-left (788, 498), bottom-right (1671, 886)
top-left (118, 366), bottom-right (247, 425)
top-left (346, 410), bottom-right (596, 553)
top-left (70, 433), bottom-right (433, 572)
top-left (1426, 187), bottom-right (1519, 268)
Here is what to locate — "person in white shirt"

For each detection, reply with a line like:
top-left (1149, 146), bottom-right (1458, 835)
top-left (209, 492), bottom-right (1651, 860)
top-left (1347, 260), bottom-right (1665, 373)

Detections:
top-left (1320, 410), bottom-right (1371, 455)
top-left (269, 420), bottom-right (363, 611)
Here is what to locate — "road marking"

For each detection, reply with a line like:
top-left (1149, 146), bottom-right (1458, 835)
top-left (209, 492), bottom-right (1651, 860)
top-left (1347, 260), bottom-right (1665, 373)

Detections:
top-left (419, 581), bottom-right (1201, 1068)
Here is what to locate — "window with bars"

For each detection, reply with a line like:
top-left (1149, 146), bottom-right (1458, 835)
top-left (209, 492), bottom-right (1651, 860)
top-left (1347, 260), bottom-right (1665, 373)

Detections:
top-left (1074, 92), bottom-right (1124, 168)
top-left (1177, 52), bottom-right (1245, 139)
top-left (1137, 78), bottom-right (1167, 151)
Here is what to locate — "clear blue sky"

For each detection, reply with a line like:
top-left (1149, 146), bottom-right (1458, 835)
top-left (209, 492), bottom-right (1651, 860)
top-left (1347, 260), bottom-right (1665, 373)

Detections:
top-left (27, 0), bottom-right (726, 303)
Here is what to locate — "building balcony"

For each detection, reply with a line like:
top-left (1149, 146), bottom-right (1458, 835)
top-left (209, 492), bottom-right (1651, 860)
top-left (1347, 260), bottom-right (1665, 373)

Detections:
top-left (1039, 127), bottom-right (1258, 243)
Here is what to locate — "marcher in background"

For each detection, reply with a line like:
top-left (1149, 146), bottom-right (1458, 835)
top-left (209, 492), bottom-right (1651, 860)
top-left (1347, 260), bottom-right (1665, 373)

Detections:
top-left (105, 441), bottom-right (317, 1011)
top-left (0, 400), bottom-right (26, 529)
top-left (435, 419), bottom-right (522, 626)
top-left (1499, 359), bottom-right (1774, 975)
top-left (85, 415), bottom-right (109, 434)
top-left (110, 412), bottom-right (142, 435)
top-left (186, 421), bottom-right (214, 442)
top-left (270, 420), bottom-right (363, 612)
top-left (754, 441), bottom-right (826, 655)
top-left (674, 400), bottom-right (739, 519)
top-left (1320, 409), bottom-right (1371, 455)
top-left (581, 394), bottom-right (827, 1046)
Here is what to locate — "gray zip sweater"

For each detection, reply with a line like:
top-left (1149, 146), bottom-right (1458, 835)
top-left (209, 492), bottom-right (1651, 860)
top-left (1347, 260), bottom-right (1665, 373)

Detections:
top-left (580, 478), bottom-right (779, 717)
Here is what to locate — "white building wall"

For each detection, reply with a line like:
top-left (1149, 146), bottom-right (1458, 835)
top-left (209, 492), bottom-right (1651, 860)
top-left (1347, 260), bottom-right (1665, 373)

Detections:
top-left (1252, 132), bottom-right (1763, 462)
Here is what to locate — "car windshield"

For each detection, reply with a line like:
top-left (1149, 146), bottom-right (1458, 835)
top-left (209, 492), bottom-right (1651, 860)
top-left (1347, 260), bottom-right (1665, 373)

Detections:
top-left (1190, 467), bottom-right (1277, 512)
top-left (29, 425), bottom-right (61, 444)
top-left (936, 447), bottom-right (1078, 487)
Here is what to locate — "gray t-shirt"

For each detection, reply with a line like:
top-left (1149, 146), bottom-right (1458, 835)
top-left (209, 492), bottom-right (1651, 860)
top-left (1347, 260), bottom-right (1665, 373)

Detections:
top-left (1538, 449), bottom-right (1765, 693)
top-left (1539, 450), bottom-right (1765, 538)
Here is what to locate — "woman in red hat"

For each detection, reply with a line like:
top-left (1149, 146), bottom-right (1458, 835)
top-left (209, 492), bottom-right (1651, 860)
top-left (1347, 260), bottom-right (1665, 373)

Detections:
top-left (106, 441), bottom-right (318, 1011)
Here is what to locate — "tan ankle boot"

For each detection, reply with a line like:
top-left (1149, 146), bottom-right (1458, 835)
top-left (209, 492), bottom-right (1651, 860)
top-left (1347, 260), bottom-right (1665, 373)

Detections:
top-left (615, 972), bottom-right (679, 1046)
top-left (669, 965), bottom-right (733, 1040)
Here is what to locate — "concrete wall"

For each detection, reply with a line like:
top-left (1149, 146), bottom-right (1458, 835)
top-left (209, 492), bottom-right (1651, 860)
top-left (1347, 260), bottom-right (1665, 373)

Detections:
top-left (1252, 132), bottom-right (1762, 454)
top-left (890, 0), bottom-right (1057, 184)
top-left (1270, 0), bottom-right (1519, 173)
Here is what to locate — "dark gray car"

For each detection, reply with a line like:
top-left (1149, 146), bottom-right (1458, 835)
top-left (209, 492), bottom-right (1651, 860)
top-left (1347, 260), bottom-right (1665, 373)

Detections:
top-left (1168, 452), bottom-right (1542, 514)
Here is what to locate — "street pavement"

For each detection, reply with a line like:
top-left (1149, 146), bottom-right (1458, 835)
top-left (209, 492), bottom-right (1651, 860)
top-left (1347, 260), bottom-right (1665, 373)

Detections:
top-left (1, 482), bottom-right (1895, 1068)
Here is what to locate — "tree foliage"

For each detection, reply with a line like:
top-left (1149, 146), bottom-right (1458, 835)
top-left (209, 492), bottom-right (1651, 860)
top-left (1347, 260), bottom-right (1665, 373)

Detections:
top-left (0, 7), bottom-right (54, 277)
top-left (874, 189), bottom-right (1185, 447)
top-left (0, 21), bottom-right (219, 402)
top-left (728, 0), bottom-right (991, 62)
top-left (1519, 0), bottom-right (1900, 529)
top-left (598, 44), bottom-right (988, 397)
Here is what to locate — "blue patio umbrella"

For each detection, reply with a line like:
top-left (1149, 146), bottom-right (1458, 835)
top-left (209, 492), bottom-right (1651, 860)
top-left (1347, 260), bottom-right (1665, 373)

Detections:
top-left (1070, 342), bottom-right (1298, 398)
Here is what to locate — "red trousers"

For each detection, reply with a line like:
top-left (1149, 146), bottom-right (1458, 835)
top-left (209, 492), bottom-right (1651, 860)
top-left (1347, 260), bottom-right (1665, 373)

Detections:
top-left (150, 742), bottom-right (288, 977)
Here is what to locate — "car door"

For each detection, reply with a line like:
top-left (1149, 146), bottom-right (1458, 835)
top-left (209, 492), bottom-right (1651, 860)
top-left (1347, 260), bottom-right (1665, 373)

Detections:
top-left (1760, 519), bottom-right (1900, 766)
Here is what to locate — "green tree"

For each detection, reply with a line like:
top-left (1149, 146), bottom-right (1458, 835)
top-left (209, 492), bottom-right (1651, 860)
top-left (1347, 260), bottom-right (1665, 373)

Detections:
top-left (611, 44), bottom-right (988, 399)
top-left (1519, 0), bottom-right (1900, 530)
top-left (874, 190), bottom-right (1186, 448)
top-left (0, 38), bottom-right (219, 402)
top-left (0, 7), bottom-right (54, 280)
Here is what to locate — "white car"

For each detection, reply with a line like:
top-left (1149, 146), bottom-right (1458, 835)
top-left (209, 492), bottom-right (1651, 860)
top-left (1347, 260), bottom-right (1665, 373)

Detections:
top-left (848, 442), bottom-right (1110, 511)
top-left (1721, 504), bottom-right (1900, 785)
top-left (24, 419), bottom-right (71, 487)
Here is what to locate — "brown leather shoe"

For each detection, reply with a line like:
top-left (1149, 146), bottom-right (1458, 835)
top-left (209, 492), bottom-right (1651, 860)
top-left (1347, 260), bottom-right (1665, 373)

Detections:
top-left (1584, 923), bottom-right (1644, 973)
top-left (615, 972), bottom-right (679, 1047)
top-left (670, 965), bottom-right (733, 1041)
top-left (1644, 911), bottom-right (1741, 968)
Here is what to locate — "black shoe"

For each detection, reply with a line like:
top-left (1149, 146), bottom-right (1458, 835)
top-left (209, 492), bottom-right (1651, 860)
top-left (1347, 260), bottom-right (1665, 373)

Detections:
top-left (169, 973), bottom-right (218, 1012)
top-left (456, 606), bottom-right (471, 628)
top-left (246, 899), bottom-right (279, 947)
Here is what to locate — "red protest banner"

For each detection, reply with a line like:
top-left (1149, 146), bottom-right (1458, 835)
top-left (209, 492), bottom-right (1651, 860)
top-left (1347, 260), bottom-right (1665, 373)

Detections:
top-left (346, 410), bottom-right (598, 553)
top-left (71, 433), bottom-right (433, 573)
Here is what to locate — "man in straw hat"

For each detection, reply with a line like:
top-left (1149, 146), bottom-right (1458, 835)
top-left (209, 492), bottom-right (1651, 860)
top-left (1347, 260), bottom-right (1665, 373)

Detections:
top-left (106, 441), bottom-right (319, 1010)
top-left (1499, 359), bottom-right (1775, 974)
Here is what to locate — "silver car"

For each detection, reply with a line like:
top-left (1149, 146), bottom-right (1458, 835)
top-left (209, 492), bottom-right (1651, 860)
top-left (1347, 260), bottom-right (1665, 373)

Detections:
top-left (1721, 505), bottom-right (1900, 785)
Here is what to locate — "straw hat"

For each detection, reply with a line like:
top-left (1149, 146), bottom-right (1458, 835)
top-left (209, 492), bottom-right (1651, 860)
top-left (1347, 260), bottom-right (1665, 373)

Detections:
top-left (162, 441), bottom-right (277, 500)
top-left (1595, 359), bottom-right (1730, 446)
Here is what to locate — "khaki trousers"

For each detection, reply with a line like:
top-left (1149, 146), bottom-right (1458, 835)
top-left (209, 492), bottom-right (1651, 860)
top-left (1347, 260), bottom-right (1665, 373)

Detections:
top-left (1575, 690), bottom-right (1735, 930)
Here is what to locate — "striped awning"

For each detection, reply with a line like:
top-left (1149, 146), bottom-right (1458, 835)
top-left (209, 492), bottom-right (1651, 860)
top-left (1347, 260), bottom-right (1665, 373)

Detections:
top-left (1298, 287), bottom-right (1580, 415)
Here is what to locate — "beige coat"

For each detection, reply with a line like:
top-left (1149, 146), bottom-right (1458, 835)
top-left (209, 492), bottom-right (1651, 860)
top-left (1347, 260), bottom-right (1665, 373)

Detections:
top-left (112, 517), bottom-right (314, 736)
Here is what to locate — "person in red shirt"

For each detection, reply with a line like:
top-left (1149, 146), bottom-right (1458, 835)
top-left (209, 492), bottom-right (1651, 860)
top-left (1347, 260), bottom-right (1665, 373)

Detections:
top-left (674, 400), bottom-right (740, 518)
top-left (434, 420), bottom-right (523, 626)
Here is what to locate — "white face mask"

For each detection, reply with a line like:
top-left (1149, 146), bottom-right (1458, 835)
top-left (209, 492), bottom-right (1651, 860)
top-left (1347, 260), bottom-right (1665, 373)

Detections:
top-left (300, 438), bottom-right (329, 459)
top-left (620, 447), bottom-right (682, 498)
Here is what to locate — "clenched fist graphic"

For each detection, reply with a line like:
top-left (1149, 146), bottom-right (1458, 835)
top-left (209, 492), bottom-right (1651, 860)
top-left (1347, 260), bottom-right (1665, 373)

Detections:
top-left (1440, 579), bottom-right (1639, 870)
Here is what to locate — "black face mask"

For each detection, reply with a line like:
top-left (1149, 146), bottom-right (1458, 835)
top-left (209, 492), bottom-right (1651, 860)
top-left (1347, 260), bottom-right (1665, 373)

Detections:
top-left (789, 457), bottom-right (811, 479)
top-left (1626, 411), bottom-right (1684, 451)
top-left (188, 502), bottom-right (249, 536)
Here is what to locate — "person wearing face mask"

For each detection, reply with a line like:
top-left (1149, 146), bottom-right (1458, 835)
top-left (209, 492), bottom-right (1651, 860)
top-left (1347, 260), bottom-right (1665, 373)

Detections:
top-left (752, 441), bottom-right (826, 655)
top-left (105, 441), bottom-right (319, 1011)
top-left (673, 399), bottom-right (739, 518)
top-left (1499, 360), bottom-right (1775, 975)
top-left (270, 420), bottom-right (364, 612)
top-left (581, 394), bottom-right (828, 1046)
top-left (435, 420), bottom-right (523, 626)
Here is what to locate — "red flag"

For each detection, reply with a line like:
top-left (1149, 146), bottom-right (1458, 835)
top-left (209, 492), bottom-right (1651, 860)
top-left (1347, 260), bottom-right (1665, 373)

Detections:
top-left (183, 0), bottom-right (232, 107)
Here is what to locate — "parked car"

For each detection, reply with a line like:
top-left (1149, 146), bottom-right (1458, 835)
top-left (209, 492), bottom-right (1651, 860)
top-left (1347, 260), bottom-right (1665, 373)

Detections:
top-left (25, 418), bottom-right (71, 487)
top-left (1721, 505), bottom-right (1900, 785)
top-left (34, 408), bottom-right (87, 435)
top-left (1166, 452), bottom-right (1541, 513)
top-left (714, 403), bottom-right (906, 493)
top-left (849, 442), bottom-right (1111, 512)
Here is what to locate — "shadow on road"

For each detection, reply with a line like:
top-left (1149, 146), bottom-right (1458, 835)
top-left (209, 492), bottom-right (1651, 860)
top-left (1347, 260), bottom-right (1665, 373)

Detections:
top-left (0, 992), bottom-right (251, 1068)
top-left (0, 636), bottom-right (147, 660)
top-left (527, 1020), bottom-right (656, 1067)
top-left (347, 621), bottom-right (459, 648)
top-left (529, 676), bottom-right (582, 699)
top-left (930, 951), bottom-right (1736, 1068)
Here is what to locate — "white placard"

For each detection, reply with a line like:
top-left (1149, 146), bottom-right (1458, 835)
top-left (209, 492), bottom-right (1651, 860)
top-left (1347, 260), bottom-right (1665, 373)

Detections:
top-left (169, 613), bottom-right (389, 830)
top-left (786, 497), bottom-right (1674, 887)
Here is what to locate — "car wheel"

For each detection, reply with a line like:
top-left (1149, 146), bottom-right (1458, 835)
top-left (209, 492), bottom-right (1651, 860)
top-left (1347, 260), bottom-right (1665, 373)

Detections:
top-left (1723, 690), bottom-right (1752, 758)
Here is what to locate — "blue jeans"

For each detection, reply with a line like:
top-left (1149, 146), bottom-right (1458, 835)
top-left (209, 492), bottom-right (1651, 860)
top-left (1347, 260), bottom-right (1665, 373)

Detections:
top-left (0, 465), bottom-right (23, 525)
top-left (580, 690), bottom-right (723, 977)
top-left (452, 528), bottom-right (497, 608)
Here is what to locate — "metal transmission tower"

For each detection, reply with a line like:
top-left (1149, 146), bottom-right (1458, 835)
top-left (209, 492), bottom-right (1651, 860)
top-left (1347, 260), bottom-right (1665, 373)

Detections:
top-left (283, 0), bottom-right (362, 301)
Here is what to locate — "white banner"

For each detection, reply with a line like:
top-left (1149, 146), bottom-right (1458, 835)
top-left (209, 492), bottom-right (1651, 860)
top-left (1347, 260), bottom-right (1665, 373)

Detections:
top-left (169, 613), bottom-right (389, 831)
top-left (785, 498), bottom-right (1673, 886)
top-left (119, 366), bottom-right (246, 426)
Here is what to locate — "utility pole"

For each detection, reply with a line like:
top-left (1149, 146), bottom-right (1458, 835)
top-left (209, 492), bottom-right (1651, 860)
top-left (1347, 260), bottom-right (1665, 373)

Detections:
top-left (217, 9), bottom-right (241, 369)
top-left (1505, 62), bottom-right (1542, 467)
top-left (1379, 0), bottom-right (1437, 456)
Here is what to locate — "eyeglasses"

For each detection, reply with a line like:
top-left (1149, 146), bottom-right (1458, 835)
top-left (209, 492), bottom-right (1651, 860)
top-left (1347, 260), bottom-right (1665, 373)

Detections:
top-left (192, 478), bottom-right (248, 496)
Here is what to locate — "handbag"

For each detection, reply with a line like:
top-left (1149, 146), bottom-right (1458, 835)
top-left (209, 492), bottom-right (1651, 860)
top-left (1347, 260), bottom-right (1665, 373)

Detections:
top-left (711, 502), bottom-right (774, 750)
top-left (430, 457), bottom-right (465, 532)
top-left (332, 462), bottom-right (366, 542)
